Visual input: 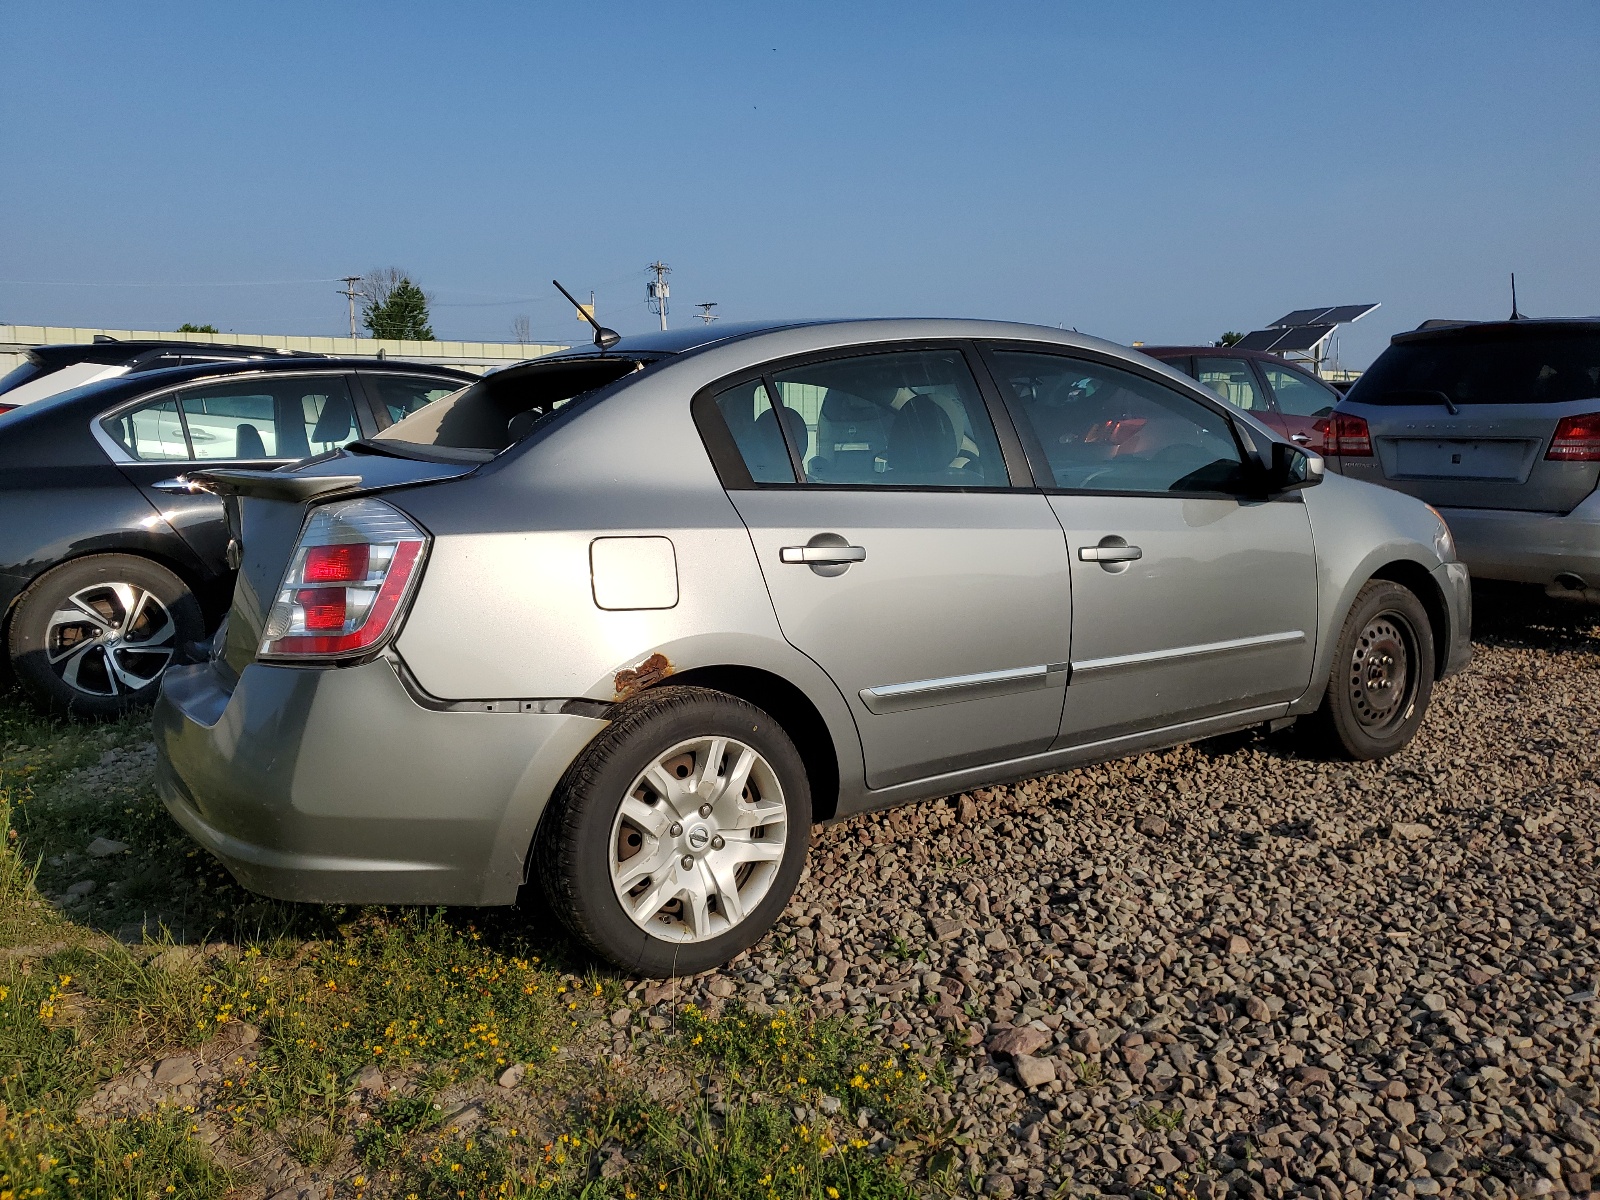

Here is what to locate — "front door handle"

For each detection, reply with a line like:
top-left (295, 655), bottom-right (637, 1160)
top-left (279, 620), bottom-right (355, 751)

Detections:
top-left (780, 545), bottom-right (867, 565)
top-left (1078, 542), bottom-right (1142, 563)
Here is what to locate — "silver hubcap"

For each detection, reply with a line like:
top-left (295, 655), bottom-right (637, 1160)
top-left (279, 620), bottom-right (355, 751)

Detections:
top-left (609, 735), bottom-right (788, 943)
top-left (1349, 613), bottom-right (1413, 730)
top-left (45, 583), bottom-right (176, 697)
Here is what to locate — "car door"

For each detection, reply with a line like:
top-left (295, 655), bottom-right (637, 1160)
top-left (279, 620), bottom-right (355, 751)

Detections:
top-left (1193, 354), bottom-right (1290, 440)
top-left (980, 344), bottom-right (1319, 745)
top-left (703, 345), bottom-right (1073, 789)
top-left (104, 372), bottom-right (365, 569)
top-left (1257, 359), bottom-right (1341, 452)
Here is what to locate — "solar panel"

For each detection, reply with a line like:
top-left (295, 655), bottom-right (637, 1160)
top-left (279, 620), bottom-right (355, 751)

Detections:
top-left (1267, 324), bottom-right (1337, 352)
top-left (1235, 329), bottom-right (1291, 351)
top-left (1316, 303), bottom-right (1380, 325)
top-left (1271, 308), bottom-right (1334, 328)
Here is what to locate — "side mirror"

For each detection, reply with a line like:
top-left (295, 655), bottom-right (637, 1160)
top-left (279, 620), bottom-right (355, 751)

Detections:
top-left (1269, 441), bottom-right (1325, 493)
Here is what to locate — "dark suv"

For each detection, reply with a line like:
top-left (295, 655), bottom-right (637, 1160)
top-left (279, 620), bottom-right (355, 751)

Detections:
top-left (0, 338), bottom-right (323, 414)
top-left (1329, 319), bottom-right (1600, 595)
top-left (1139, 346), bottom-right (1344, 455)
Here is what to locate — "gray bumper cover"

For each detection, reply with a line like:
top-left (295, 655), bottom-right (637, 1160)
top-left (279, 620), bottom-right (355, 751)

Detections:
top-left (154, 658), bottom-right (607, 906)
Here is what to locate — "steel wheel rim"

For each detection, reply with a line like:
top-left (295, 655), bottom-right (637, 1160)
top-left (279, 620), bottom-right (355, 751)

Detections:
top-left (1348, 610), bottom-right (1416, 732)
top-left (45, 583), bottom-right (176, 697)
top-left (609, 735), bottom-right (788, 944)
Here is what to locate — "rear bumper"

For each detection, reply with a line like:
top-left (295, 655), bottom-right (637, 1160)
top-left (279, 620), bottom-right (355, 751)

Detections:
top-left (1439, 493), bottom-right (1600, 586)
top-left (154, 657), bottom-right (607, 906)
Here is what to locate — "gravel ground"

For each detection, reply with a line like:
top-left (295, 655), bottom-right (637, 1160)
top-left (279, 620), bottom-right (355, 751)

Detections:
top-left (640, 588), bottom-right (1600, 1199)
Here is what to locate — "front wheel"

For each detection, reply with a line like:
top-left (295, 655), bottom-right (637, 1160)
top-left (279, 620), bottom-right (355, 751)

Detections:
top-left (1304, 579), bottom-right (1435, 760)
top-left (535, 686), bottom-right (811, 975)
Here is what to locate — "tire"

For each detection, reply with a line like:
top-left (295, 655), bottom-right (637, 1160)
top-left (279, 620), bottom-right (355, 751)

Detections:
top-left (1303, 579), bottom-right (1435, 760)
top-left (8, 554), bottom-right (203, 718)
top-left (535, 685), bottom-right (812, 976)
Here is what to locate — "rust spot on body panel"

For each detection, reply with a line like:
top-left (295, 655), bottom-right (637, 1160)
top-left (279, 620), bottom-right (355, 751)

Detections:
top-left (613, 652), bottom-right (673, 700)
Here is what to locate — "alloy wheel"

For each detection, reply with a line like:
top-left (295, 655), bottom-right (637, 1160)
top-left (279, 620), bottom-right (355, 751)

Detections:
top-left (45, 583), bottom-right (177, 697)
top-left (609, 735), bottom-right (788, 943)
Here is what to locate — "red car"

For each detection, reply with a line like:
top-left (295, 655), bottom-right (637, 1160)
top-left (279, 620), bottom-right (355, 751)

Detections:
top-left (1138, 345), bottom-right (1343, 454)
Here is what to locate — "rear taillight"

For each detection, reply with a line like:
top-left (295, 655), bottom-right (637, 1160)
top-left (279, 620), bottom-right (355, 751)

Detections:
top-left (258, 497), bottom-right (427, 659)
top-left (1546, 414), bottom-right (1600, 462)
top-left (1331, 413), bottom-right (1372, 456)
top-left (0, 403), bottom-right (18, 417)
top-left (1310, 418), bottom-right (1330, 455)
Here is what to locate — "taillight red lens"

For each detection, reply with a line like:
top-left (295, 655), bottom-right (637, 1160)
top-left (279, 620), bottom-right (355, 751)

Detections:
top-left (1546, 414), bottom-right (1600, 462)
top-left (1310, 418), bottom-right (1330, 455)
top-left (1332, 413), bottom-right (1372, 456)
top-left (258, 498), bottom-right (428, 659)
top-left (302, 543), bottom-right (370, 583)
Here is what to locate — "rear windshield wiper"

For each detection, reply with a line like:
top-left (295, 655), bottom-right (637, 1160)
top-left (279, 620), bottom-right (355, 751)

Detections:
top-left (1382, 388), bottom-right (1460, 415)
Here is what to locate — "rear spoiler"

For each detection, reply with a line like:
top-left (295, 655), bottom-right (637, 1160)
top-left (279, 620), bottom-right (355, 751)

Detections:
top-left (182, 469), bottom-right (363, 502)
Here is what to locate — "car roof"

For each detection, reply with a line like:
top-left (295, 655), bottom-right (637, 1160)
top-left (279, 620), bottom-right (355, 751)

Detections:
top-left (26, 339), bottom-right (325, 368)
top-left (1137, 345), bottom-right (1303, 364)
top-left (1391, 317), bottom-right (1600, 346)
top-left (6, 355), bottom-right (476, 423)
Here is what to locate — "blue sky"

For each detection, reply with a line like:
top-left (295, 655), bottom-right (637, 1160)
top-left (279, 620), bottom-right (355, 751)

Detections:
top-left (2, 2), bottom-right (1596, 366)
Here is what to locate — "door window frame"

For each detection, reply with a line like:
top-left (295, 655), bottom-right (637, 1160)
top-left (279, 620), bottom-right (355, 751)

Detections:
top-left (91, 370), bottom-right (368, 466)
top-left (1191, 353), bottom-right (1279, 418)
top-left (974, 340), bottom-right (1273, 500)
top-left (691, 339), bottom-right (1037, 492)
top-left (1254, 357), bottom-right (1341, 419)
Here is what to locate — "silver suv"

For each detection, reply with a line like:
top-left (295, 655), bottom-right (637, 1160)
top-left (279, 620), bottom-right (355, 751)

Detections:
top-left (1331, 319), bottom-right (1600, 597)
top-left (154, 319), bottom-right (1470, 974)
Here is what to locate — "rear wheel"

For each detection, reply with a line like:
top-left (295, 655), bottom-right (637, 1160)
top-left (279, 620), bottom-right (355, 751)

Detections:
top-left (8, 554), bottom-right (203, 718)
top-left (535, 686), bottom-right (811, 975)
top-left (1304, 579), bottom-right (1435, 759)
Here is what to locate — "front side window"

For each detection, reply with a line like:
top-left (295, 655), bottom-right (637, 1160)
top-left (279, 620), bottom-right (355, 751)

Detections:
top-left (103, 396), bottom-right (188, 461)
top-left (988, 350), bottom-right (1247, 494)
top-left (178, 375), bottom-right (359, 460)
top-left (1261, 363), bottom-right (1339, 418)
top-left (758, 349), bottom-right (1007, 487)
top-left (1195, 357), bottom-right (1269, 412)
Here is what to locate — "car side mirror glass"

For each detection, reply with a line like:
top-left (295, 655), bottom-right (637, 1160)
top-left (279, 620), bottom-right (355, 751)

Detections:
top-left (1270, 441), bottom-right (1325, 492)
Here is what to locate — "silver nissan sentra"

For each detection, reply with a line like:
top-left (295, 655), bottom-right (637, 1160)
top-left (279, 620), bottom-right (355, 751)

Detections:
top-left (154, 318), bottom-right (1471, 974)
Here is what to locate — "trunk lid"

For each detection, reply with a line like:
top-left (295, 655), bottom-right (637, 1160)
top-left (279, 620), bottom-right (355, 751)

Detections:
top-left (193, 449), bottom-right (480, 682)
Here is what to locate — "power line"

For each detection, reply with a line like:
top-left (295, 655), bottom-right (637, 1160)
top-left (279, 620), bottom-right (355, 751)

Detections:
top-left (0, 277), bottom-right (343, 288)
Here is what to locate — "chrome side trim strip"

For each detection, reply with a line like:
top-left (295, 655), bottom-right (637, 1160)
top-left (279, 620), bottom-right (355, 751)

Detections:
top-left (860, 661), bottom-right (1069, 715)
top-left (1072, 630), bottom-right (1306, 676)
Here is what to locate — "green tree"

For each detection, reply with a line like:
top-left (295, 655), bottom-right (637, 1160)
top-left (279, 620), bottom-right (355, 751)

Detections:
top-left (1216, 331), bottom-right (1244, 346)
top-left (361, 268), bottom-right (434, 340)
top-left (177, 322), bottom-right (218, 333)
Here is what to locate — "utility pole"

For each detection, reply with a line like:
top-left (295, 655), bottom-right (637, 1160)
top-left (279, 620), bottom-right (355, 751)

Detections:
top-left (647, 262), bottom-right (671, 330)
top-left (696, 302), bottom-right (718, 324)
top-left (337, 276), bottom-right (362, 339)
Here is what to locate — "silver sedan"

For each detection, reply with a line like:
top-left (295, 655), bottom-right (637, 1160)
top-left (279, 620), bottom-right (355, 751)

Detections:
top-left (153, 319), bottom-right (1471, 974)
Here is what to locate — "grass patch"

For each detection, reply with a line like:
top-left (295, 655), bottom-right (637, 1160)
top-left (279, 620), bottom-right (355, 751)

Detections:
top-left (0, 689), bottom-right (949, 1196)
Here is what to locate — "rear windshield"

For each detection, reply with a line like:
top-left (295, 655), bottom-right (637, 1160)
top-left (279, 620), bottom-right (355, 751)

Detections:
top-left (1350, 329), bottom-right (1600, 407)
top-left (372, 357), bottom-right (644, 452)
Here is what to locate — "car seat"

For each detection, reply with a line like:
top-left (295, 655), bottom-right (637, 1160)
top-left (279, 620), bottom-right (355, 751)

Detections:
top-left (310, 395), bottom-right (353, 449)
top-left (886, 395), bottom-right (960, 483)
top-left (747, 404), bottom-right (806, 480)
top-left (234, 423), bottom-right (267, 459)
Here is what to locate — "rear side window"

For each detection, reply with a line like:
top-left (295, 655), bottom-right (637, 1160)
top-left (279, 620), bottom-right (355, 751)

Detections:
top-left (1352, 330), bottom-right (1600, 406)
top-left (366, 375), bottom-right (464, 423)
top-left (713, 379), bottom-right (796, 483)
top-left (103, 396), bottom-right (189, 461)
top-left (989, 350), bottom-right (1247, 494)
top-left (1261, 363), bottom-right (1338, 417)
top-left (179, 376), bottom-right (359, 460)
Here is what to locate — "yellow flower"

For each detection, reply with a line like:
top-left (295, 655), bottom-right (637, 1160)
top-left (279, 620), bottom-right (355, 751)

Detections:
top-left (828, 1190), bottom-right (840, 1199)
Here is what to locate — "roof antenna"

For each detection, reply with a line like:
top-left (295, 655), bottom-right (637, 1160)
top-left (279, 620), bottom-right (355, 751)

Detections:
top-left (1509, 272), bottom-right (1522, 321)
top-left (553, 279), bottom-right (620, 349)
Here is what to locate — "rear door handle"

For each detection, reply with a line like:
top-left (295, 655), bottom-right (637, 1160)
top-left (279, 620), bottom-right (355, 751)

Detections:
top-left (151, 476), bottom-right (204, 494)
top-left (1291, 434), bottom-right (1312, 445)
top-left (1078, 544), bottom-right (1142, 563)
top-left (780, 545), bottom-right (867, 565)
